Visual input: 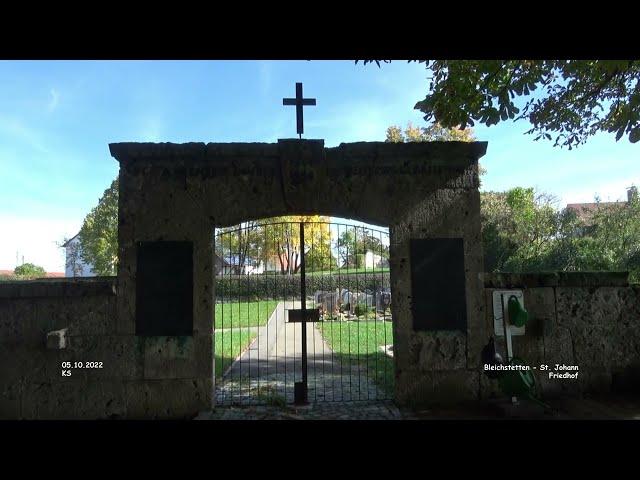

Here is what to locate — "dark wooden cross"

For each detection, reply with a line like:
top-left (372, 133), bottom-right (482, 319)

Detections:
top-left (283, 82), bottom-right (316, 139)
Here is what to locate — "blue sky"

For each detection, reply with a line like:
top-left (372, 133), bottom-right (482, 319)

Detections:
top-left (0, 60), bottom-right (637, 272)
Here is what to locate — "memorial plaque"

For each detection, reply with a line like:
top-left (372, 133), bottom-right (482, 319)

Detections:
top-left (136, 241), bottom-right (193, 336)
top-left (410, 238), bottom-right (467, 331)
top-left (287, 308), bottom-right (321, 323)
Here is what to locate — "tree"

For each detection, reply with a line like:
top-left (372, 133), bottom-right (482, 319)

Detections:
top-left (78, 178), bottom-right (119, 275)
top-left (14, 263), bottom-right (46, 277)
top-left (259, 217), bottom-right (301, 275)
top-left (386, 121), bottom-right (477, 143)
top-left (336, 230), bottom-right (356, 267)
top-left (499, 188), bottom-right (560, 272)
top-left (356, 230), bottom-right (389, 259)
top-left (480, 191), bottom-right (515, 272)
top-left (258, 215), bottom-right (334, 274)
top-left (302, 220), bottom-right (336, 271)
top-left (336, 228), bottom-right (389, 268)
top-left (360, 60), bottom-right (640, 149)
top-left (571, 193), bottom-right (640, 281)
top-left (481, 187), bottom-right (562, 272)
top-left (545, 208), bottom-right (609, 273)
top-left (480, 186), bottom-right (640, 282)
top-left (217, 220), bottom-right (262, 274)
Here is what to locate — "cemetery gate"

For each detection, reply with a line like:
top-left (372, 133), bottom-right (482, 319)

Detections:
top-left (214, 220), bottom-right (394, 405)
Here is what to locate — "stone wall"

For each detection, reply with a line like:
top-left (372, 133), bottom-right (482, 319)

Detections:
top-left (0, 278), bottom-right (209, 419)
top-left (481, 272), bottom-right (640, 400)
top-left (1, 272), bottom-right (638, 418)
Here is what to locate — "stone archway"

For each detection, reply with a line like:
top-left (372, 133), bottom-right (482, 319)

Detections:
top-left (109, 138), bottom-right (487, 413)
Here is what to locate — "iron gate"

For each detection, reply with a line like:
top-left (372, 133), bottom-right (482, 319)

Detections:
top-left (213, 221), bottom-right (393, 405)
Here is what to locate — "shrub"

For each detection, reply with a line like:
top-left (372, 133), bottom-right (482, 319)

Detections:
top-left (354, 303), bottom-right (368, 317)
top-left (14, 263), bottom-right (46, 277)
top-left (215, 272), bottom-right (390, 300)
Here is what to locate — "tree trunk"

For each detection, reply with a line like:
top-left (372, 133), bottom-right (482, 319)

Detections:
top-left (293, 252), bottom-right (300, 274)
top-left (277, 242), bottom-right (286, 275)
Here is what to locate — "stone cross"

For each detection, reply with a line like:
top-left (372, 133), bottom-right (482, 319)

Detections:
top-left (283, 82), bottom-right (316, 139)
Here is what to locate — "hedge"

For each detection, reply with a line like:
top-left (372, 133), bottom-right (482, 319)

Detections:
top-left (215, 272), bottom-right (390, 300)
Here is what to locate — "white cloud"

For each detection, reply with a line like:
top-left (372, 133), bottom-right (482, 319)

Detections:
top-left (48, 88), bottom-right (60, 112)
top-left (558, 177), bottom-right (640, 206)
top-left (306, 101), bottom-right (391, 146)
top-left (0, 214), bottom-right (82, 273)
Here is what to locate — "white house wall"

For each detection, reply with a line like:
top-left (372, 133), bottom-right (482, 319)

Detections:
top-left (65, 237), bottom-right (96, 277)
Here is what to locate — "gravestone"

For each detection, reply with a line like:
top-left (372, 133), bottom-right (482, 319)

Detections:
top-left (375, 287), bottom-right (392, 312)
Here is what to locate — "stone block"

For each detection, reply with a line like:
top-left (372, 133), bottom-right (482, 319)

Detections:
top-left (557, 271), bottom-right (629, 287)
top-left (465, 282), bottom-right (487, 369)
top-left (484, 273), bottom-right (560, 288)
top-left (143, 336), bottom-right (201, 380)
top-left (21, 381), bottom-right (75, 419)
top-left (612, 362), bottom-right (640, 393)
top-left (544, 367), bottom-right (611, 397)
top-left (511, 335), bottom-right (545, 365)
top-left (21, 378), bottom-right (126, 419)
top-left (124, 378), bottom-right (211, 419)
top-left (0, 300), bottom-right (18, 341)
top-left (1, 300), bottom-right (38, 345)
top-left (571, 325), bottom-right (616, 367)
top-left (556, 287), bottom-right (624, 328)
top-left (522, 287), bottom-right (555, 337)
top-left (0, 382), bottom-right (22, 419)
top-left (46, 328), bottom-right (67, 349)
top-left (416, 332), bottom-right (467, 371)
top-left (396, 369), bottom-right (480, 407)
top-left (0, 342), bottom-right (63, 386)
top-left (479, 371), bottom-right (503, 400)
top-left (195, 335), bottom-right (213, 379)
top-left (64, 334), bottom-right (143, 381)
top-left (76, 380), bottom-right (127, 419)
top-left (64, 296), bottom-right (117, 336)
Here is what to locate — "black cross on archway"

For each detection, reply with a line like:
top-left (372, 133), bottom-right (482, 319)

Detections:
top-left (283, 82), bottom-right (316, 139)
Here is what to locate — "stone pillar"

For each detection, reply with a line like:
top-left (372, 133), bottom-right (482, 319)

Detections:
top-left (392, 182), bottom-right (485, 407)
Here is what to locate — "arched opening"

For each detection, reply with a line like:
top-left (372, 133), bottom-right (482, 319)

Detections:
top-left (213, 215), bottom-right (394, 406)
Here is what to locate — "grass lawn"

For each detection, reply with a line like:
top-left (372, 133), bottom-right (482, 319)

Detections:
top-left (214, 329), bottom-right (257, 379)
top-left (318, 320), bottom-right (394, 396)
top-left (214, 300), bottom-right (279, 329)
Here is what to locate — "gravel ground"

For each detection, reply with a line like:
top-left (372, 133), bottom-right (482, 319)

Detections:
top-left (196, 400), bottom-right (404, 420)
top-left (196, 394), bottom-right (640, 420)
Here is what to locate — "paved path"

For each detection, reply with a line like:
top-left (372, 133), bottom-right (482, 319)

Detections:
top-left (215, 300), bottom-right (387, 406)
top-left (197, 400), bottom-right (403, 420)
